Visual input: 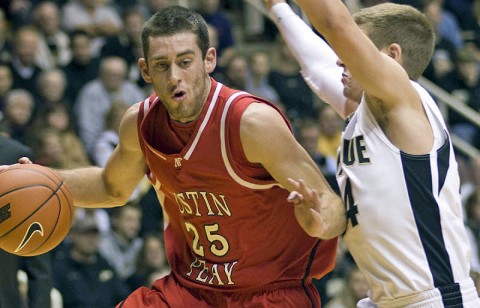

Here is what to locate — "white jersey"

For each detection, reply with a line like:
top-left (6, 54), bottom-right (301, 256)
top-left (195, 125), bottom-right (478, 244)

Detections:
top-left (337, 81), bottom-right (476, 306)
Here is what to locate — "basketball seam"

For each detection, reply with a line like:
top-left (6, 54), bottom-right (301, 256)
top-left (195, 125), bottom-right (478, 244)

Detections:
top-left (0, 184), bottom-right (53, 199)
top-left (0, 185), bottom-right (60, 241)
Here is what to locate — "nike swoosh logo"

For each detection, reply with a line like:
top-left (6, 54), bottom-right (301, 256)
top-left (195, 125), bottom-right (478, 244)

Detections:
top-left (15, 222), bottom-right (44, 253)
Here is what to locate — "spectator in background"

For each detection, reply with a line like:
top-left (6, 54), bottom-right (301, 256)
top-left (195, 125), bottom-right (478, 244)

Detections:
top-left (298, 118), bottom-right (338, 193)
top-left (30, 103), bottom-right (90, 168)
top-left (53, 217), bottom-right (130, 308)
top-left (421, 0), bottom-right (463, 89)
top-left (245, 50), bottom-right (280, 104)
top-left (297, 118), bottom-right (324, 164)
top-left (92, 100), bottom-right (129, 168)
top-left (137, 0), bottom-right (169, 20)
top-left (2, 0), bottom-right (34, 29)
top-left (92, 99), bottom-right (149, 200)
top-left (74, 56), bottom-right (144, 155)
top-left (449, 47), bottom-right (480, 146)
top-left (316, 104), bottom-right (342, 178)
top-left (205, 22), bottom-right (233, 81)
top-left (61, 0), bottom-right (123, 57)
top-left (126, 233), bottom-right (170, 291)
top-left (61, 30), bottom-right (100, 106)
top-left (73, 207), bottom-right (111, 235)
top-left (444, 0), bottom-right (480, 45)
top-left (0, 8), bottom-right (11, 63)
top-left (101, 7), bottom-right (146, 89)
top-left (268, 34), bottom-right (317, 126)
top-left (98, 203), bottom-right (144, 281)
top-left (217, 51), bottom-right (248, 91)
top-left (0, 89), bottom-right (34, 144)
top-left (0, 64), bottom-right (13, 113)
top-left (34, 69), bottom-right (71, 118)
top-left (8, 26), bottom-right (43, 96)
top-left (30, 128), bottom-right (65, 168)
top-left (424, 0), bottom-right (464, 49)
top-left (32, 1), bottom-right (71, 70)
top-left (197, 0), bottom-right (234, 59)
top-left (243, 0), bottom-right (271, 43)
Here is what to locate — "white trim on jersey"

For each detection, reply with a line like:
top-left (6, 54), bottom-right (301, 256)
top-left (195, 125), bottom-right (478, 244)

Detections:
top-left (184, 82), bottom-right (223, 160)
top-left (142, 96), bottom-right (168, 161)
top-left (143, 97), bottom-right (151, 115)
top-left (219, 89), bottom-right (282, 190)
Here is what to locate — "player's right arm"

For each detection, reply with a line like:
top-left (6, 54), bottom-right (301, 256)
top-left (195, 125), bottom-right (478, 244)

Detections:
top-left (57, 103), bottom-right (147, 208)
top-left (296, 0), bottom-right (434, 155)
top-left (265, 0), bottom-right (358, 118)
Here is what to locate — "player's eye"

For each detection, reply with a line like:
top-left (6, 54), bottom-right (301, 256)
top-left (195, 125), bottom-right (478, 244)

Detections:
top-left (156, 63), bottom-right (169, 70)
top-left (180, 59), bottom-right (192, 67)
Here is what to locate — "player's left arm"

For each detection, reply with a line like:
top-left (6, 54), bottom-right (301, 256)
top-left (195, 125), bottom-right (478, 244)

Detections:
top-left (295, 0), bottom-right (415, 108)
top-left (240, 103), bottom-right (346, 239)
top-left (296, 0), bottom-right (433, 154)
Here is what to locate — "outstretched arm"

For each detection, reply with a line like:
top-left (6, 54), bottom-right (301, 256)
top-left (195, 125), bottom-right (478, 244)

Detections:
top-left (266, 0), bottom-right (358, 118)
top-left (294, 0), bottom-right (414, 108)
top-left (295, 0), bottom-right (434, 154)
top-left (240, 103), bottom-right (346, 239)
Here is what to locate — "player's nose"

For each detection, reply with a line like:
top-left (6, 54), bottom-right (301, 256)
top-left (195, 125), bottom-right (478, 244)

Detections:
top-left (336, 58), bottom-right (345, 68)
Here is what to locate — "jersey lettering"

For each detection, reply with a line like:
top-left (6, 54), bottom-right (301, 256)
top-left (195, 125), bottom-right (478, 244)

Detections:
top-left (0, 203), bottom-right (11, 224)
top-left (186, 257), bottom-right (238, 286)
top-left (341, 135), bottom-right (371, 166)
top-left (343, 177), bottom-right (359, 227)
top-left (173, 191), bottom-right (232, 217)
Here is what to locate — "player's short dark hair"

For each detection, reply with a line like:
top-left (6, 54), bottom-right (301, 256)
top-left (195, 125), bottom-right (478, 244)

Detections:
top-left (141, 5), bottom-right (210, 60)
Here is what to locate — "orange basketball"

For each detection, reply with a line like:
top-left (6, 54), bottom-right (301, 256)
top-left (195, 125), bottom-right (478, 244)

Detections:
top-left (0, 164), bottom-right (74, 256)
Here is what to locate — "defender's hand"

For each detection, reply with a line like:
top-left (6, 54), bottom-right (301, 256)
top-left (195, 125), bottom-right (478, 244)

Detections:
top-left (287, 178), bottom-right (325, 238)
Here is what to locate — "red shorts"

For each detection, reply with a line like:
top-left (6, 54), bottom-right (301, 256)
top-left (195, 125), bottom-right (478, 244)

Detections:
top-left (116, 274), bottom-right (321, 307)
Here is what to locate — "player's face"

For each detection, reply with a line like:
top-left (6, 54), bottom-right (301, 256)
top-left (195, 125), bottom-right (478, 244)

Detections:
top-left (139, 32), bottom-right (216, 123)
top-left (336, 58), bottom-right (363, 103)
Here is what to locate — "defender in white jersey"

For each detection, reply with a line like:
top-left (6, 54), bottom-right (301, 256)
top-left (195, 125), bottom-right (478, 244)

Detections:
top-left (265, 0), bottom-right (480, 306)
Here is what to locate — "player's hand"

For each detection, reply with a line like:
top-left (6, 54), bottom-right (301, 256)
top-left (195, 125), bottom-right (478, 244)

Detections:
top-left (263, 0), bottom-right (286, 11)
top-left (0, 157), bottom-right (33, 173)
top-left (287, 178), bottom-right (325, 238)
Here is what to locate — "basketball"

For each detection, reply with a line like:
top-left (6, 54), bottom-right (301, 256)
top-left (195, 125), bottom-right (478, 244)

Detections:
top-left (0, 164), bottom-right (74, 256)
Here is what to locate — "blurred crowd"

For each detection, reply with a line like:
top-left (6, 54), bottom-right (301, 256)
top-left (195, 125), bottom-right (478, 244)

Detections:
top-left (0, 0), bottom-right (479, 307)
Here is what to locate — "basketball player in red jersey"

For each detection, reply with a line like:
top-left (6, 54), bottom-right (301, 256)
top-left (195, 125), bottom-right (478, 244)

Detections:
top-left (0, 6), bottom-right (346, 307)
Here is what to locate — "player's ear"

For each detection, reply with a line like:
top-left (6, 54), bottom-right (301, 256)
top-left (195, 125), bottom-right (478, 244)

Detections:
top-left (386, 43), bottom-right (402, 61)
top-left (204, 47), bottom-right (217, 74)
top-left (138, 58), bottom-right (152, 83)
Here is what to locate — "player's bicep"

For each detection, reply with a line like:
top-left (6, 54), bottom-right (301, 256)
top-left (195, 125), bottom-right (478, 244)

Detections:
top-left (103, 104), bottom-right (147, 201)
top-left (240, 104), bottom-right (329, 192)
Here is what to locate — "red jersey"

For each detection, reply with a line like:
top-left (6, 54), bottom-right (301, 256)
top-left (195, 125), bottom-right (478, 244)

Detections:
top-left (137, 78), bottom-right (337, 292)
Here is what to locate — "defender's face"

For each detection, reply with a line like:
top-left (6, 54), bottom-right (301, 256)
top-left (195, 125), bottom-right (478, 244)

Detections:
top-left (336, 58), bottom-right (363, 103)
top-left (139, 32), bottom-right (216, 123)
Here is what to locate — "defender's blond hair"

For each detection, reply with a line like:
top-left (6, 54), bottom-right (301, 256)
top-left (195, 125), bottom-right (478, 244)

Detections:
top-left (353, 3), bottom-right (435, 80)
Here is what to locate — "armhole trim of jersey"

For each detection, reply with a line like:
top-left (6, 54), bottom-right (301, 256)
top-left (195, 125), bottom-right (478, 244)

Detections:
top-left (220, 92), bottom-right (281, 190)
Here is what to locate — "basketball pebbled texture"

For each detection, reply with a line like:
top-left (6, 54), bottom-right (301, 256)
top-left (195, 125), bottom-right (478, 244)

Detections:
top-left (0, 164), bottom-right (74, 256)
